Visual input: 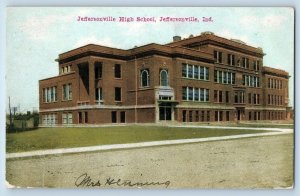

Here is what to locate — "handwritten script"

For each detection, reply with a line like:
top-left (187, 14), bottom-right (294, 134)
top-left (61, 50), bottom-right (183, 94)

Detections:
top-left (75, 173), bottom-right (171, 188)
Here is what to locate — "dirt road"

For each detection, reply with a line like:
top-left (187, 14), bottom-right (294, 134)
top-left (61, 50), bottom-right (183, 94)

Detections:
top-left (6, 134), bottom-right (293, 188)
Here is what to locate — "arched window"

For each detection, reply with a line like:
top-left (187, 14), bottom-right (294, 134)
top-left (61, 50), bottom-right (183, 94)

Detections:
top-left (160, 69), bottom-right (168, 86)
top-left (140, 69), bottom-right (149, 87)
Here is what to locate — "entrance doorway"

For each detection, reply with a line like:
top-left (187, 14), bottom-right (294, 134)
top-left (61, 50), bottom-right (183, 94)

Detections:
top-left (159, 102), bottom-right (172, 120)
top-left (236, 108), bottom-right (245, 121)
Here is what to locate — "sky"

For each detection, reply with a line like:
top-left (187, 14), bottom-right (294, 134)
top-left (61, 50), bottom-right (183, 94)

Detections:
top-left (6, 7), bottom-right (294, 112)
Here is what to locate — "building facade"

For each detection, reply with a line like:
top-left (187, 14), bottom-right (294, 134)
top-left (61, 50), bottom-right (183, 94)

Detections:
top-left (39, 32), bottom-right (290, 125)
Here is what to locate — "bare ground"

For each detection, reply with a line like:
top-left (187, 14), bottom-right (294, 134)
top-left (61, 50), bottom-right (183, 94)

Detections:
top-left (6, 134), bottom-right (293, 189)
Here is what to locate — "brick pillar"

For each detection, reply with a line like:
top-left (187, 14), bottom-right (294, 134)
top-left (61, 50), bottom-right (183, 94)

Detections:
top-left (88, 58), bottom-right (95, 105)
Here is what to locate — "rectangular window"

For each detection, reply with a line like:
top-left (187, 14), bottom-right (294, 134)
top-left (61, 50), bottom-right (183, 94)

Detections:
top-left (207, 111), bottom-right (210, 121)
top-left (214, 51), bottom-right (218, 62)
top-left (188, 87), bottom-right (193, 101)
top-left (270, 79), bottom-right (273, 88)
top-left (218, 52), bottom-right (222, 63)
top-left (226, 111), bottom-right (229, 121)
top-left (228, 72), bottom-right (232, 84)
top-left (205, 89), bottom-right (209, 102)
top-left (219, 91), bottom-right (223, 103)
top-left (200, 88), bottom-right (205, 102)
top-left (182, 87), bottom-right (187, 100)
top-left (214, 51), bottom-right (222, 63)
top-left (182, 110), bottom-right (186, 122)
top-left (234, 92), bottom-right (238, 103)
top-left (194, 88), bottom-right (199, 101)
top-left (215, 111), bottom-right (218, 121)
top-left (78, 112), bottom-right (82, 124)
top-left (111, 111), bottom-right (117, 123)
top-left (188, 65), bottom-right (193, 78)
top-left (248, 93), bottom-right (252, 104)
top-left (257, 94), bottom-right (260, 104)
top-left (279, 80), bottom-right (282, 89)
top-left (232, 73), bottom-right (236, 84)
top-left (63, 83), bottom-right (72, 101)
top-left (227, 54), bottom-right (231, 65)
top-left (194, 65), bottom-right (199, 79)
top-left (214, 70), bottom-right (218, 82)
top-left (241, 91), bottom-right (245, 103)
top-left (95, 62), bottom-right (102, 79)
top-left (253, 94), bottom-right (257, 104)
top-left (226, 91), bottom-right (229, 103)
top-left (242, 57), bottom-right (249, 68)
top-left (218, 71), bottom-right (222, 83)
top-left (43, 88), bottom-right (47, 103)
top-left (254, 60), bottom-right (259, 71)
top-left (53, 87), bottom-right (57, 102)
top-left (223, 71), bottom-right (228, 84)
top-left (114, 64), bottom-right (121, 78)
top-left (214, 90), bottom-right (218, 102)
top-left (84, 112), bottom-right (88, 123)
top-left (62, 113), bottom-right (68, 124)
top-left (195, 111), bottom-right (199, 121)
top-left (182, 64), bottom-right (187, 77)
top-left (200, 66), bottom-right (205, 80)
top-left (95, 87), bottom-right (103, 102)
top-left (219, 111), bottom-right (223, 121)
top-left (67, 113), bottom-right (73, 124)
top-left (50, 87), bottom-right (54, 102)
top-left (242, 57), bottom-right (246, 68)
top-left (214, 70), bottom-right (235, 84)
top-left (120, 111), bottom-right (126, 123)
top-left (205, 67), bottom-right (209, 80)
top-left (198, 111), bottom-right (203, 121)
top-left (42, 115), bottom-right (47, 125)
top-left (47, 87), bottom-right (51, 102)
top-left (189, 111), bottom-right (193, 122)
top-left (115, 87), bottom-right (121, 101)
top-left (249, 112), bottom-right (252, 120)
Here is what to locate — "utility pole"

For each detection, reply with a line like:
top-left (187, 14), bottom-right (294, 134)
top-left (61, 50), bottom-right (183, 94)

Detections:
top-left (8, 96), bottom-right (12, 130)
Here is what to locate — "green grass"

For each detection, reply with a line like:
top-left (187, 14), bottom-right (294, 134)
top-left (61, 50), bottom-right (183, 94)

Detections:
top-left (6, 125), bottom-right (273, 153)
top-left (224, 123), bottom-right (293, 129)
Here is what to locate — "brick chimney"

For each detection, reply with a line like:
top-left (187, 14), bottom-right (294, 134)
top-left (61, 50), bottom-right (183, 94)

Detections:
top-left (173, 36), bottom-right (181, 42)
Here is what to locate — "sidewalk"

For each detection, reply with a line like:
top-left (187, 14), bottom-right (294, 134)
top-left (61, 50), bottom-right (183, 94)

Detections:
top-left (6, 127), bottom-right (293, 159)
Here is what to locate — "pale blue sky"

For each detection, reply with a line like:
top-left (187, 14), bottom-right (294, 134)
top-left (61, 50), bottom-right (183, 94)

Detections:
top-left (6, 7), bottom-right (294, 112)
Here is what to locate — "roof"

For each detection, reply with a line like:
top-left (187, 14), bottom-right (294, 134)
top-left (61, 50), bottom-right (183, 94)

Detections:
top-left (263, 66), bottom-right (289, 78)
top-left (166, 31), bottom-right (264, 57)
top-left (58, 43), bottom-right (215, 64)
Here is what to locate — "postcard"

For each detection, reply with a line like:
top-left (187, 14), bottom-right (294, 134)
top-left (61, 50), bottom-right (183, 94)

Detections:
top-left (5, 7), bottom-right (294, 189)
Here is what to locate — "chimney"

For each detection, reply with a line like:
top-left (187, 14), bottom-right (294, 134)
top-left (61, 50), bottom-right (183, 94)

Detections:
top-left (173, 36), bottom-right (181, 42)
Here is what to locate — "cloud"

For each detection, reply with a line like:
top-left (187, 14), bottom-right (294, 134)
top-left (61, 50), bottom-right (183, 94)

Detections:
top-left (19, 9), bottom-right (90, 41)
top-left (74, 36), bottom-right (116, 48)
top-left (215, 29), bottom-right (255, 47)
top-left (261, 15), bottom-right (287, 28)
top-left (117, 22), bottom-right (148, 35)
top-left (239, 14), bottom-right (287, 32)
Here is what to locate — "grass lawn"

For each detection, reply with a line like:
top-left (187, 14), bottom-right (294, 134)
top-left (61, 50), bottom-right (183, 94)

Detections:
top-left (6, 125), bottom-right (273, 153)
top-left (226, 123), bottom-right (293, 129)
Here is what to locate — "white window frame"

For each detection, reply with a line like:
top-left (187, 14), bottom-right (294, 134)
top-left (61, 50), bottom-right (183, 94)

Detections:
top-left (160, 69), bottom-right (169, 86)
